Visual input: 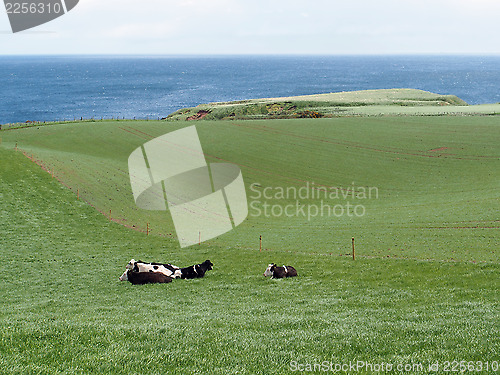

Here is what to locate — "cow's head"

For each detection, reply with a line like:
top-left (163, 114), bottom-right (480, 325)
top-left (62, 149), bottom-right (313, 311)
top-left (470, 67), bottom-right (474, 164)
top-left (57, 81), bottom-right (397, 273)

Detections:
top-left (125, 259), bottom-right (137, 270)
top-left (263, 263), bottom-right (276, 277)
top-left (119, 270), bottom-right (129, 281)
top-left (202, 260), bottom-right (213, 270)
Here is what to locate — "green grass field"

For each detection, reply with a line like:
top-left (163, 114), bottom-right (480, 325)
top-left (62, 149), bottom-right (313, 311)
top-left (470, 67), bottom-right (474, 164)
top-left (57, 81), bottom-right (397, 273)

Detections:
top-left (0, 90), bottom-right (499, 374)
top-left (164, 89), bottom-right (499, 121)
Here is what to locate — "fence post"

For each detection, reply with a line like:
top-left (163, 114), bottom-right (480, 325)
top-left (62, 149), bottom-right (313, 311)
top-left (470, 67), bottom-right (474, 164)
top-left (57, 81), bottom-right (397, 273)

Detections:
top-left (352, 237), bottom-right (355, 261)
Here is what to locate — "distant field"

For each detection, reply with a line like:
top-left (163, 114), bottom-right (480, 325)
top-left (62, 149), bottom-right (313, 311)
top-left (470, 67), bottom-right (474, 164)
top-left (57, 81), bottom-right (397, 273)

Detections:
top-left (2, 115), bottom-right (498, 262)
top-left (164, 89), bottom-right (500, 121)
top-left (0, 90), bottom-right (499, 374)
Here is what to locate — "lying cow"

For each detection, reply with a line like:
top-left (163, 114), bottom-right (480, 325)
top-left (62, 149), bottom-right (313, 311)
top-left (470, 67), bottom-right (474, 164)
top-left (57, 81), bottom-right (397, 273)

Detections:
top-left (125, 259), bottom-right (182, 279)
top-left (119, 270), bottom-right (173, 285)
top-left (180, 260), bottom-right (213, 279)
top-left (263, 263), bottom-right (298, 278)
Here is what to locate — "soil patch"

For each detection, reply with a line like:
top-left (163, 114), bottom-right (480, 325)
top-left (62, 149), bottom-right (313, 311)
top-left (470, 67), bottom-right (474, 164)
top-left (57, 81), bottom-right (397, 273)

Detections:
top-left (186, 110), bottom-right (211, 121)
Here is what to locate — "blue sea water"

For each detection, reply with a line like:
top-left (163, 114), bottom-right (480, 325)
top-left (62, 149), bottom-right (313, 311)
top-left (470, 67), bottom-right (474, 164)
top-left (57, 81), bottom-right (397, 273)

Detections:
top-left (1, 55), bottom-right (499, 124)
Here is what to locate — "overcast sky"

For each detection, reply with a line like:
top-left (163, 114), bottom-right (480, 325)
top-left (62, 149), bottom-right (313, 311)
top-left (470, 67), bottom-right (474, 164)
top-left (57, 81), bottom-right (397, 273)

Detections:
top-left (1, 0), bottom-right (499, 55)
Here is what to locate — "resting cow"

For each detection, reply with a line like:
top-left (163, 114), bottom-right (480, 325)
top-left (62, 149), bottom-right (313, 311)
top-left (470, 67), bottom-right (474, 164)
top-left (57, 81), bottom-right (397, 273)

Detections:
top-left (119, 270), bottom-right (173, 284)
top-left (180, 260), bottom-right (213, 279)
top-left (125, 258), bottom-right (182, 279)
top-left (263, 263), bottom-right (298, 278)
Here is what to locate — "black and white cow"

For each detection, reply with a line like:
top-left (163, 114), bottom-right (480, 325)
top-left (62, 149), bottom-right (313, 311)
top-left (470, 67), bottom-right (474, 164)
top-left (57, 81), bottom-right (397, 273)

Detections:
top-left (180, 260), bottom-right (213, 279)
top-left (119, 270), bottom-right (173, 284)
top-left (125, 259), bottom-right (182, 279)
top-left (263, 263), bottom-right (298, 278)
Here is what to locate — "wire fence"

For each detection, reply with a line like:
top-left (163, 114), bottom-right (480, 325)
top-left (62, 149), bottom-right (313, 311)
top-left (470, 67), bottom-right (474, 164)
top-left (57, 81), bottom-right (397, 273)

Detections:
top-left (0, 116), bottom-right (165, 131)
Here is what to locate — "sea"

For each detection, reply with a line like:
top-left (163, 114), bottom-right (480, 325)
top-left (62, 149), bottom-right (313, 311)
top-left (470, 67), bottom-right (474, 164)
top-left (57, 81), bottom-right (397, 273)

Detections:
top-left (1, 55), bottom-right (499, 125)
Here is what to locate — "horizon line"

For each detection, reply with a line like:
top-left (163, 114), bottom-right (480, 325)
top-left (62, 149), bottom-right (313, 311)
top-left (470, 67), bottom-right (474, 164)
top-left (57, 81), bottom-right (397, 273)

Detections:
top-left (1, 52), bottom-right (500, 57)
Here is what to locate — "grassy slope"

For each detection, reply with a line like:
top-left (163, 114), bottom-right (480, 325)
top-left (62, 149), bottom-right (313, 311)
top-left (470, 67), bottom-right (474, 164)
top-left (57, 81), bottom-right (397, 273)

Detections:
top-left (1, 91), bottom-right (499, 373)
top-left (1, 147), bottom-right (499, 374)
top-left (165, 89), bottom-right (500, 121)
top-left (2, 116), bottom-right (498, 262)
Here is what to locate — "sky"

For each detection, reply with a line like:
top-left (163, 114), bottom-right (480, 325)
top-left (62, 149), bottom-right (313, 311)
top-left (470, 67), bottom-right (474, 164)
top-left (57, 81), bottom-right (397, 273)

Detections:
top-left (1, 0), bottom-right (499, 55)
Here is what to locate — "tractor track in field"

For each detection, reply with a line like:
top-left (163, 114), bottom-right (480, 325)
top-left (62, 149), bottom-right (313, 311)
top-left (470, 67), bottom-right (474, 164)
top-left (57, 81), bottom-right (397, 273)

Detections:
top-left (117, 125), bottom-right (371, 194)
top-left (229, 122), bottom-right (499, 161)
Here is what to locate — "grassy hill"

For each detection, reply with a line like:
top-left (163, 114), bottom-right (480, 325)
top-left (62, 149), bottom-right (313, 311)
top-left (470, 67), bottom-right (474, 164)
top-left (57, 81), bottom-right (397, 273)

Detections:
top-left (0, 90), bottom-right (499, 374)
top-left (165, 89), bottom-right (500, 121)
